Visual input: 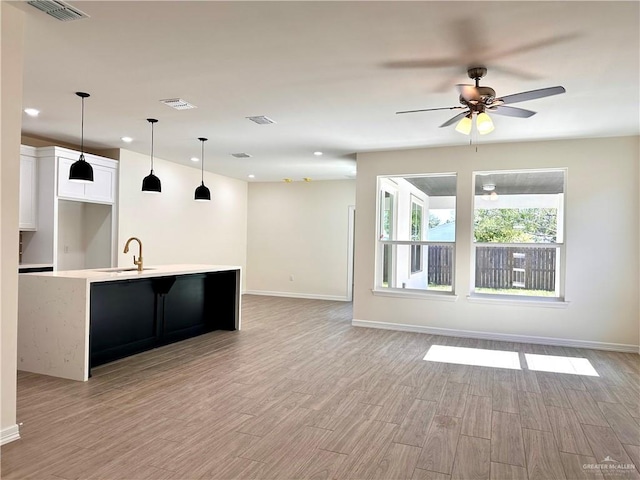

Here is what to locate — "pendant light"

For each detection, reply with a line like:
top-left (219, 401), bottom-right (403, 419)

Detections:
top-left (69, 92), bottom-right (94, 183)
top-left (194, 137), bottom-right (211, 201)
top-left (141, 118), bottom-right (161, 193)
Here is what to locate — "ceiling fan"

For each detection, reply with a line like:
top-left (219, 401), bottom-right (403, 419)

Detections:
top-left (396, 67), bottom-right (566, 135)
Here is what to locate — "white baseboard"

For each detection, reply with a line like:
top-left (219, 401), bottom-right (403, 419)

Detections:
top-left (352, 319), bottom-right (639, 354)
top-left (0, 424), bottom-right (20, 445)
top-left (244, 290), bottom-right (350, 302)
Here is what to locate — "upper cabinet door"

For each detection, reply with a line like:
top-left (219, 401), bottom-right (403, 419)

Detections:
top-left (84, 163), bottom-right (116, 204)
top-left (19, 155), bottom-right (38, 230)
top-left (57, 155), bottom-right (87, 201)
top-left (57, 154), bottom-right (117, 205)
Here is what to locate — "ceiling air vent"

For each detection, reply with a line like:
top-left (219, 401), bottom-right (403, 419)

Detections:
top-left (160, 98), bottom-right (197, 110)
top-left (231, 153), bottom-right (252, 159)
top-left (246, 116), bottom-right (276, 125)
top-left (28, 0), bottom-right (89, 21)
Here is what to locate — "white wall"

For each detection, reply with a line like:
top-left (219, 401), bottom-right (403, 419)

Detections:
top-left (84, 203), bottom-right (112, 269)
top-left (117, 150), bottom-right (248, 283)
top-left (246, 180), bottom-right (356, 300)
top-left (1, 2), bottom-right (24, 445)
top-left (57, 200), bottom-right (85, 271)
top-left (354, 136), bottom-right (640, 350)
top-left (57, 200), bottom-right (112, 271)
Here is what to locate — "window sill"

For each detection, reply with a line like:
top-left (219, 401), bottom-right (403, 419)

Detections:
top-left (466, 294), bottom-right (570, 308)
top-left (372, 288), bottom-right (459, 302)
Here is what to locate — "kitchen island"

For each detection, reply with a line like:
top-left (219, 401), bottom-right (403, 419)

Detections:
top-left (18, 264), bottom-right (241, 381)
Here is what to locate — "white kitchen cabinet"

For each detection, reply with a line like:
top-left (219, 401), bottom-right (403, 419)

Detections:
top-left (56, 151), bottom-right (117, 204)
top-left (20, 146), bottom-right (119, 270)
top-left (57, 156), bottom-right (86, 200)
top-left (19, 146), bottom-right (38, 231)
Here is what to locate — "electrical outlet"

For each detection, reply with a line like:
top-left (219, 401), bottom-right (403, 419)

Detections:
top-left (289, 274), bottom-right (294, 281)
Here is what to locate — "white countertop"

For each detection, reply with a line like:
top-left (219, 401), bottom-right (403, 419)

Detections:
top-left (20, 264), bottom-right (241, 283)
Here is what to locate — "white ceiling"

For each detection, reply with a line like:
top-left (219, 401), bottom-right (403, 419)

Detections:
top-left (16, 1), bottom-right (640, 182)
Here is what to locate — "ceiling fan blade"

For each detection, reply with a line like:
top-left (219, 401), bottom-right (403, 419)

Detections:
top-left (396, 106), bottom-right (464, 115)
top-left (456, 84), bottom-right (480, 101)
top-left (440, 111), bottom-right (470, 128)
top-left (489, 65), bottom-right (542, 81)
top-left (489, 105), bottom-right (537, 118)
top-left (491, 33), bottom-right (580, 61)
top-left (383, 59), bottom-right (459, 69)
top-left (498, 86), bottom-right (566, 105)
top-left (451, 18), bottom-right (488, 65)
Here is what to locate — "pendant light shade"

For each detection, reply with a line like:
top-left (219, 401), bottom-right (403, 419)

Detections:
top-left (142, 118), bottom-right (161, 193)
top-left (69, 92), bottom-right (94, 183)
top-left (194, 182), bottom-right (211, 201)
top-left (142, 172), bottom-right (161, 192)
top-left (194, 137), bottom-right (211, 201)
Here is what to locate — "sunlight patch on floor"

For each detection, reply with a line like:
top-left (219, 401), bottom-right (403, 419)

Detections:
top-left (423, 345), bottom-right (521, 370)
top-left (524, 353), bottom-right (599, 376)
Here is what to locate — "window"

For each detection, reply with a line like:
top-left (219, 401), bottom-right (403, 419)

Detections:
top-left (377, 174), bottom-right (456, 293)
top-left (472, 169), bottom-right (565, 299)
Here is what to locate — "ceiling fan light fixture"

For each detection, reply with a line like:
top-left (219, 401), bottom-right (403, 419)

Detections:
top-left (476, 112), bottom-right (495, 135)
top-left (455, 115), bottom-right (472, 135)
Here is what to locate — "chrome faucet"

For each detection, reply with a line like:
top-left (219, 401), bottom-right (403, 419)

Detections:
top-left (123, 237), bottom-right (143, 271)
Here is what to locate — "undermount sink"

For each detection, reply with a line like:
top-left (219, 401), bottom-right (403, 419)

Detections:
top-left (96, 267), bottom-right (156, 273)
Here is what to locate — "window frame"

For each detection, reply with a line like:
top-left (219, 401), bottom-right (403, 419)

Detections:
top-left (374, 174), bottom-right (457, 295)
top-left (378, 178), bottom-right (398, 290)
top-left (409, 195), bottom-right (424, 275)
top-left (470, 168), bottom-right (567, 301)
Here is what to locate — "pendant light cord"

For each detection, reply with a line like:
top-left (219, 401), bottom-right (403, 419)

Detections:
top-left (80, 96), bottom-right (85, 155)
top-left (201, 139), bottom-right (205, 183)
top-left (150, 122), bottom-right (154, 171)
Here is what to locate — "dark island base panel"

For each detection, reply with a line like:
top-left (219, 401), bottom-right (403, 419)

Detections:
top-left (89, 270), bottom-right (238, 370)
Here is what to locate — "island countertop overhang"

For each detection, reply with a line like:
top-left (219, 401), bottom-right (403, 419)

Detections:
top-left (21, 264), bottom-right (241, 282)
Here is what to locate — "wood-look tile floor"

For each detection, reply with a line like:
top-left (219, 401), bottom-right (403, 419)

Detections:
top-left (2, 295), bottom-right (639, 480)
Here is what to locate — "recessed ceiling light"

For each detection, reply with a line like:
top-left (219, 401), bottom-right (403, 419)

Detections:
top-left (121, 136), bottom-right (133, 143)
top-left (190, 157), bottom-right (199, 162)
top-left (313, 151), bottom-right (323, 156)
top-left (248, 174), bottom-right (255, 179)
top-left (24, 108), bottom-right (40, 117)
